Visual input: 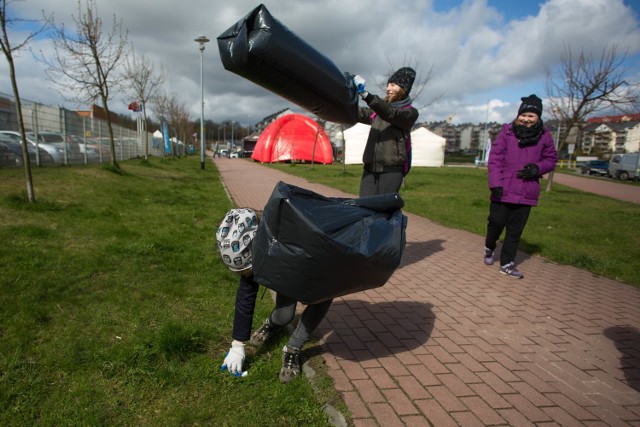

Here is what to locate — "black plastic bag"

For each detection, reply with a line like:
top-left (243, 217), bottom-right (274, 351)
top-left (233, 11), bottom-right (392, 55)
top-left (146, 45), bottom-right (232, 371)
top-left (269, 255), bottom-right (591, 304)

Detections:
top-left (252, 182), bottom-right (407, 304)
top-left (217, 4), bottom-right (359, 124)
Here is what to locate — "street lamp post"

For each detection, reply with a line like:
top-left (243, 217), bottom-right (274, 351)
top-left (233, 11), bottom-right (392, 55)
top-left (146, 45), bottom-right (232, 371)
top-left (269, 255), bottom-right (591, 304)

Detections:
top-left (194, 35), bottom-right (209, 170)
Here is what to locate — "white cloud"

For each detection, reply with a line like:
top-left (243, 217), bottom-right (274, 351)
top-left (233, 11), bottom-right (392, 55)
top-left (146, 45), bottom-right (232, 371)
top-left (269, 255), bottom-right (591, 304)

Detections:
top-left (1, 0), bottom-right (638, 127)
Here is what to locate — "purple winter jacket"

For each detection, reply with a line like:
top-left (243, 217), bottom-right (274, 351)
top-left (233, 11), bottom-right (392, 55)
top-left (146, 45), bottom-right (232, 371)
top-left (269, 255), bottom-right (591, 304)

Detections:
top-left (487, 123), bottom-right (558, 206)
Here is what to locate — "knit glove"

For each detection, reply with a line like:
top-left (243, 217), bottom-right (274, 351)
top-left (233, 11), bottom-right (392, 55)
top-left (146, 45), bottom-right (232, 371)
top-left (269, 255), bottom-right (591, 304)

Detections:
top-left (490, 187), bottom-right (503, 201)
top-left (517, 163), bottom-right (539, 180)
top-left (221, 340), bottom-right (245, 375)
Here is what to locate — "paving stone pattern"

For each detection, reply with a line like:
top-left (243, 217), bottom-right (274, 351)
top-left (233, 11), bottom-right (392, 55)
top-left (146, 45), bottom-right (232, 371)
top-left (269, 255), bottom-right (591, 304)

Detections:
top-left (213, 157), bottom-right (640, 426)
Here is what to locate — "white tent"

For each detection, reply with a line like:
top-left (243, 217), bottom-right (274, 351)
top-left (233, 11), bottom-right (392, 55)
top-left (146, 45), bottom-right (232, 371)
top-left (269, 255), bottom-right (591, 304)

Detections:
top-left (410, 127), bottom-right (446, 167)
top-left (343, 124), bottom-right (446, 167)
top-left (344, 123), bottom-right (370, 165)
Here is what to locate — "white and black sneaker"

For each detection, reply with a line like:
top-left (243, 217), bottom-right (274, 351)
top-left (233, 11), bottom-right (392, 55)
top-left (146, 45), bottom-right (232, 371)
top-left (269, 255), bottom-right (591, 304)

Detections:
top-left (279, 345), bottom-right (301, 383)
top-left (500, 262), bottom-right (524, 279)
top-left (249, 318), bottom-right (278, 347)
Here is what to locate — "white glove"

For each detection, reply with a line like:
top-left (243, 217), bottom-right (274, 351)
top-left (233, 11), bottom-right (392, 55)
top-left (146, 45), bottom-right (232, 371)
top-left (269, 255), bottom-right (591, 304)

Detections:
top-left (353, 75), bottom-right (366, 93)
top-left (222, 340), bottom-right (245, 375)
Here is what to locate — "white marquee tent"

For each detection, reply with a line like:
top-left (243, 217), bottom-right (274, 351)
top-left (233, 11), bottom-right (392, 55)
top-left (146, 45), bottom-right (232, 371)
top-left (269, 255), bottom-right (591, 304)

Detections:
top-left (410, 127), bottom-right (446, 167)
top-left (343, 124), bottom-right (446, 167)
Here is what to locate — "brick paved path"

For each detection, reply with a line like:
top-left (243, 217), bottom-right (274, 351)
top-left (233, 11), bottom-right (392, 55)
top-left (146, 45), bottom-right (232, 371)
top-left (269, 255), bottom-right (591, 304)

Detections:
top-left (552, 173), bottom-right (640, 204)
top-left (213, 157), bottom-right (640, 426)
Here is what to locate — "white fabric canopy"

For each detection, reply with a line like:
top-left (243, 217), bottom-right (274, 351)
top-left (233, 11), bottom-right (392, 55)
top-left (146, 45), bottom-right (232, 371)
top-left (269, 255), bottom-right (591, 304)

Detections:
top-left (343, 124), bottom-right (446, 167)
top-left (343, 123), bottom-right (370, 165)
top-left (410, 127), bottom-right (446, 167)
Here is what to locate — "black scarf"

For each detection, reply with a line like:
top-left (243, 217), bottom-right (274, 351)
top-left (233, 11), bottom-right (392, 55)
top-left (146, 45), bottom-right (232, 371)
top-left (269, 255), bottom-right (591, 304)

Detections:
top-left (513, 120), bottom-right (544, 148)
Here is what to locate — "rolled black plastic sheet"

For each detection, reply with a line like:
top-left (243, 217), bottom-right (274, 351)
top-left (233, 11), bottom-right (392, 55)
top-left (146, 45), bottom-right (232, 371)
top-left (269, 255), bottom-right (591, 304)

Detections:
top-left (252, 182), bottom-right (407, 304)
top-left (217, 4), bottom-right (359, 124)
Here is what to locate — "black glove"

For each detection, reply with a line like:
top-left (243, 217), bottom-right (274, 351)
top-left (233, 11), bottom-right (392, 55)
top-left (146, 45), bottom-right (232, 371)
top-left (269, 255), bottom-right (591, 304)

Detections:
top-left (490, 187), bottom-right (503, 200)
top-left (517, 163), bottom-right (539, 180)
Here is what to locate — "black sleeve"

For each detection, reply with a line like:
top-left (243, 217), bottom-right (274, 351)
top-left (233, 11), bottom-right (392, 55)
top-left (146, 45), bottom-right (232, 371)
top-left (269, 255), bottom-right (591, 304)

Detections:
top-left (232, 275), bottom-right (260, 342)
top-left (367, 96), bottom-right (419, 131)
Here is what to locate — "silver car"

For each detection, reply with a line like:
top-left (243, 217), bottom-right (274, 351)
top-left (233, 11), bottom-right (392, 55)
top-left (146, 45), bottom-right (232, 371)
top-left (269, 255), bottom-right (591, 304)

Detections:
top-left (0, 130), bottom-right (64, 164)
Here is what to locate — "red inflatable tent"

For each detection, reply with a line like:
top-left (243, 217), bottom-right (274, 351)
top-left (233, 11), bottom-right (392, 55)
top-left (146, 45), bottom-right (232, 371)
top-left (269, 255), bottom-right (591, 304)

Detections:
top-left (251, 114), bottom-right (334, 164)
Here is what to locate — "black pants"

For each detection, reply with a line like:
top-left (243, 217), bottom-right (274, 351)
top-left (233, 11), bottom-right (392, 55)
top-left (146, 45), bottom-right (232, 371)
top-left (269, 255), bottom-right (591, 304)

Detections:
top-left (232, 276), bottom-right (333, 349)
top-left (359, 170), bottom-right (404, 197)
top-left (485, 202), bottom-right (531, 266)
top-left (270, 295), bottom-right (333, 350)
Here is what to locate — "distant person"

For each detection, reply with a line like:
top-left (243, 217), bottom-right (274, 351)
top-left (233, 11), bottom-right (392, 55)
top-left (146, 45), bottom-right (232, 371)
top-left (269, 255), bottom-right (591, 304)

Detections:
top-left (483, 94), bottom-right (558, 279)
top-left (352, 67), bottom-right (419, 196)
top-left (216, 208), bottom-right (333, 383)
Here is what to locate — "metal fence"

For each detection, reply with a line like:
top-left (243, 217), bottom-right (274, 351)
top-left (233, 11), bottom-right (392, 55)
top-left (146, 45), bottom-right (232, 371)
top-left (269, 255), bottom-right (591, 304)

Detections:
top-left (0, 92), bottom-right (184, 168)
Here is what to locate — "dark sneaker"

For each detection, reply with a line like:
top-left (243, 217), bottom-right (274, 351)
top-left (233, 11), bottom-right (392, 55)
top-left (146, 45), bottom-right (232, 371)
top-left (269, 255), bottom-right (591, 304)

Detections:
top-left (484, 247), bottom-right (494, 265)
top-left (249, 318), bottom-right (278, 347)
top-left (500, 262), bottom-right (524, 279)
top-left (279, 345), bottom-right (301, 383)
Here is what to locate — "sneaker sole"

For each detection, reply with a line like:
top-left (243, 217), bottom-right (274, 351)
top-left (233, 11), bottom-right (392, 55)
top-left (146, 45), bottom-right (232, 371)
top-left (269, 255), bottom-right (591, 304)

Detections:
top-left (499, 270), bottom-right (524, 279)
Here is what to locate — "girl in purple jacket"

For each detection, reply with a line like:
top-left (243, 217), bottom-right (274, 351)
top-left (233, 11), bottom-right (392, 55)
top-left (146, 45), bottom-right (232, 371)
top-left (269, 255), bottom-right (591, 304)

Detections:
top-left (484, 94), bottom-right (558, 279)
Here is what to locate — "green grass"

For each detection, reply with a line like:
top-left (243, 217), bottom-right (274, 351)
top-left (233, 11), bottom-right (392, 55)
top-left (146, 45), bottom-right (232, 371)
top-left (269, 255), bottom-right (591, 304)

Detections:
top-left (0, 157), bottom-right (341, 426)
top-left (265, 162), bottom-right (640, 287)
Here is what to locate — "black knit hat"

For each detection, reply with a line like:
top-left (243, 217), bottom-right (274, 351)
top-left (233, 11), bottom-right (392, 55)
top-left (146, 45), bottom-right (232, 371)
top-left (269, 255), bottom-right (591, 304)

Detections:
top-left (518, 94), bottom-right (543, 117)
top-left (388, 67), bottom-right (416, 95)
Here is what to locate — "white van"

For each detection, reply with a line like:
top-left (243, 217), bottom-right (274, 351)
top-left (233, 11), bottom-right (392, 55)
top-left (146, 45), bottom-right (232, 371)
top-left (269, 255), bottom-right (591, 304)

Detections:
top-left (608, 153), bottom-right (639, 181)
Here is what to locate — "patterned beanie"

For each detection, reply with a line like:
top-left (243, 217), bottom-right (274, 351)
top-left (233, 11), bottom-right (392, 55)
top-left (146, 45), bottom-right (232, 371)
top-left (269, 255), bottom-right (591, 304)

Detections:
top-left (517, 94), bottom-right (543, 117)
top-left (388, 67), bottom-right (416, 95)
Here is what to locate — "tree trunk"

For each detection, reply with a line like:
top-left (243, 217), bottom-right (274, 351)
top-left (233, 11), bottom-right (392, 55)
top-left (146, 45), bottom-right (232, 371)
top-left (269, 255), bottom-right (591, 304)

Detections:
top-left (8, 54), bottom-right (35, 202)
top-left (100, 94), bottom-right (119, 169)
top-left (143, 106), bottom-right (149, 161)
top-left (545, 170), bottom-right (555, 192)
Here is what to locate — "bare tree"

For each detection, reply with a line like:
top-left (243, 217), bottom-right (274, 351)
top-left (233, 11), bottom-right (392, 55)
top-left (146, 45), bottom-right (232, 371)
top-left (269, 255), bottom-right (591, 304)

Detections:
top-left (149, 91), bottom-right (170, 159)
top-left (382, 55), bottom-right (444, 112)
top-left (545, 44), bottom-right (639, 190)
top-left (165, 92), bottom-right (192, 156)
top-left (42, 0), bottom-right (128, 169)
top-left (122, 48), bottom-right (165, 161)
top-left (0, 0), bottom-right (49, 202)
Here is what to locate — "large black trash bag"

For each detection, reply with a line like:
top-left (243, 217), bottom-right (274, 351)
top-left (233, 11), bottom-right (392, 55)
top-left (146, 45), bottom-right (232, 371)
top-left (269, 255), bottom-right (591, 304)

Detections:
top-left (252, 182), bottom-right (407, 304)
top-left (217, 4), bottom-right (359, 124)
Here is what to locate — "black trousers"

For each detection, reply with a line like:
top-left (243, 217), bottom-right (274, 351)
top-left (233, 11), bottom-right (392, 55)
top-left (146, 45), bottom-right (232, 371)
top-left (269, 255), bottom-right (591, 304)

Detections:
top-left (485, 202), bottom-right (531, 266)
top-left (359, 170), bottom-right (403, 197)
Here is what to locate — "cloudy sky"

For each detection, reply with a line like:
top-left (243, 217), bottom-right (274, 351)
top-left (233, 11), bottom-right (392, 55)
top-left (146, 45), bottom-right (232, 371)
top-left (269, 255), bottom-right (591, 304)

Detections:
top-left (2, 0), bottom-right (640, 127)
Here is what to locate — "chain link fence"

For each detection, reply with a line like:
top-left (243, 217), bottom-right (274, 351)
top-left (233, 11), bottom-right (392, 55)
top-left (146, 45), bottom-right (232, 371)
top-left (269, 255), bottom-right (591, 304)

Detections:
top-left (0, 92), bottom-right (184, 168)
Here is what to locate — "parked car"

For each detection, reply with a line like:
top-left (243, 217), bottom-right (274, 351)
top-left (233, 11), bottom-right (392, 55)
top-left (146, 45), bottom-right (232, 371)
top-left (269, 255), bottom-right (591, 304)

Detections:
top-left (608, 153), bottom-right (639, 181)
top-left (80, 146), bottom-right (101, 163)
top-left (0, 130), bottom-right (64, 164)
top-left (579, 160), bottom-right (609, 176)
top-left (0, 141), bottom-right (19, 167)
top-left (26, 131), bottom-right (82, 162)
top-left (0, 132), bottom-right (55, 165)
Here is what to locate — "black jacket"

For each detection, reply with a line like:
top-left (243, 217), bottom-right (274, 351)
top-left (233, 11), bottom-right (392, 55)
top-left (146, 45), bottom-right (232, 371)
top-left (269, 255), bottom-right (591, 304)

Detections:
top-left (358, 94), bottom-right (419, 173)
top-left (232, 275), bottom-right (259, 342)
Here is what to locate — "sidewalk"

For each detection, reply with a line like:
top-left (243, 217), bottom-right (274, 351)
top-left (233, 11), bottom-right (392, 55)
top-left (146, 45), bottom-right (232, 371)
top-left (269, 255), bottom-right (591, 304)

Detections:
top-left (213, 157), bottom-right (640, 426)
top-left (552, 172), bottom-right (640, 204)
